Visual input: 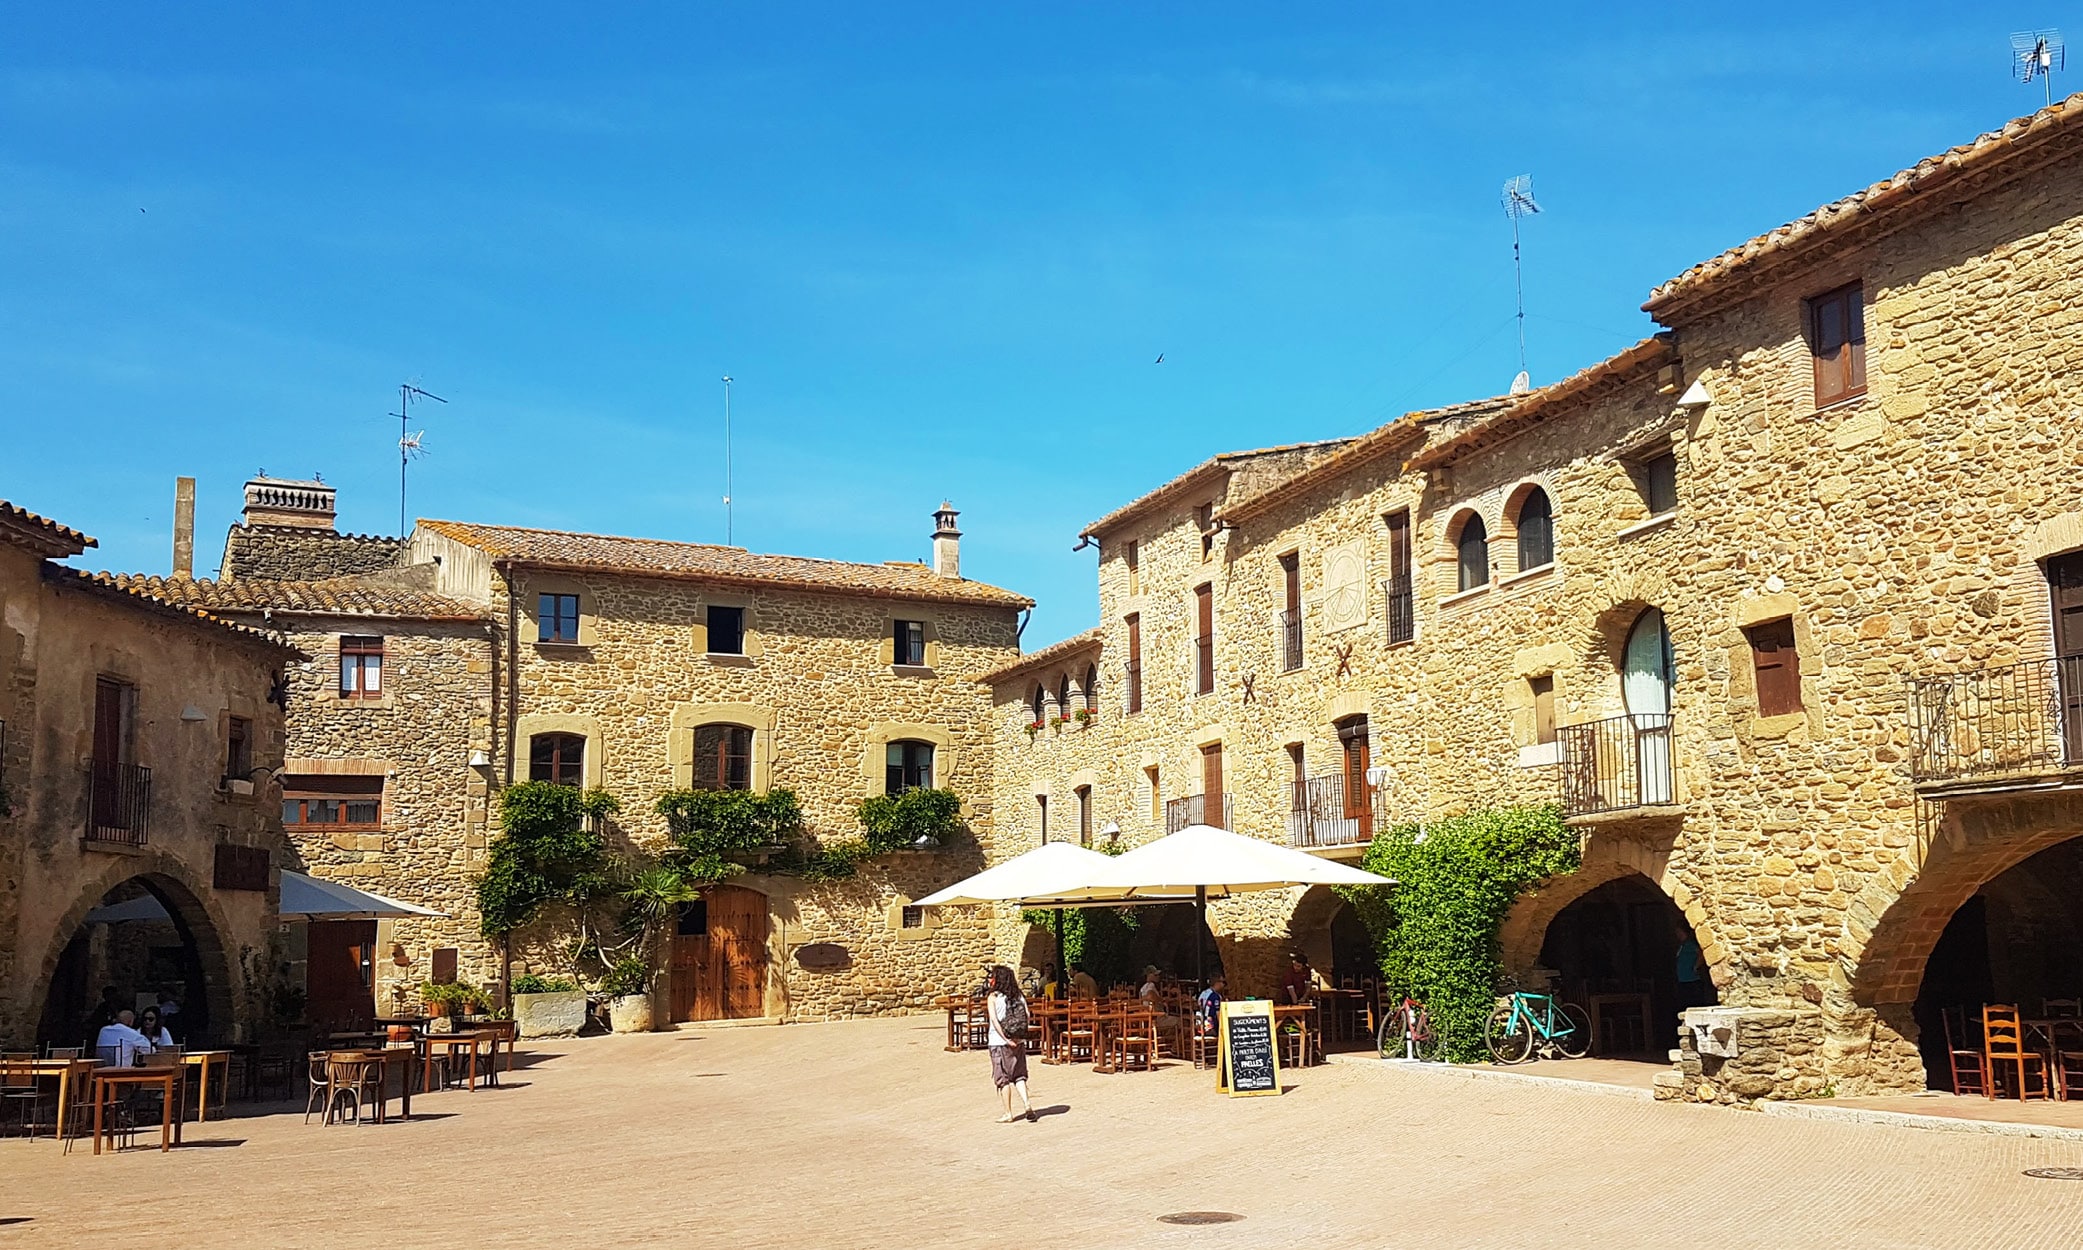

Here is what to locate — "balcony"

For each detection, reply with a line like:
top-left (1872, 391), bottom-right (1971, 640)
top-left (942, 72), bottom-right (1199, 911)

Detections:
top-left (1384, 576), bottom-right (1414, 645)
top-left (1286, 773), bottom-right (1374, 849)
top-left (1165, 792), bottom-right (1233, 833)
top-left (87, 758), bottom-right (153, 846)
top-left (1279, 611), bottom-right (1303, 672)
top-left (1909, 657), bottom-right (2083, 796)
top-left (1558, 714), bottom-right (1675, 820)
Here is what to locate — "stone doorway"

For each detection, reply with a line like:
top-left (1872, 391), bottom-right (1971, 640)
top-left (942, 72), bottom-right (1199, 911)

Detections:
top-left (1536, 873), bottom-right (1709, 1058)
top-left (34, 874), bottom-right (226, 1050)
top-left (670, 885), bottom-right (770, 1022)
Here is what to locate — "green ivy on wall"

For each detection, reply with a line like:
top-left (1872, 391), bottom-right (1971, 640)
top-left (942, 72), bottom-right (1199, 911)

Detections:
top-left (1019, 905), bottom-right (1143, 986)
top-left (1339, 803), bottom-right (1578, 1062)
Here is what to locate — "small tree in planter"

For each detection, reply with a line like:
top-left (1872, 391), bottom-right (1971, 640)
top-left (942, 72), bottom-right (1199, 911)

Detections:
top-left (602, 862), bottom-right (701, 1033)
top-left (477, 781), bottom-right (619, 1034)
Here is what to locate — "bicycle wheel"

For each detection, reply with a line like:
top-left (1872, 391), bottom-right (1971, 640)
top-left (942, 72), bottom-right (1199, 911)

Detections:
top-left (1411, 1009), bottom-right (1443, 1063)
top-left (1487, 1003), bottom-right (1533, 1064)
top-left (1376, 1006), bottom-right (1404, 1058)
top-left (1554, 1002), bottom-right (1594, 1059)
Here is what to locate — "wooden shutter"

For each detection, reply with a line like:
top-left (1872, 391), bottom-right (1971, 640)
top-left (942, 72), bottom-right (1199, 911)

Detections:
top-left (1195, 584), bottom-right (1214, 694)
top-left (1201, 742), bottom-right (1224, 827)
top-left (1808, 283), bottom-right (1866, 406)
top-left (1338, 719), bottom-right (1370, 830)
top-left (1747, 619), bottom-right (1802, 717)
top-left (2050, 554), bottom-right (2083, 658)
top-left (1125, 614), bottom-right (1143, 713)
top-left (1530, 675), bottom-right (1556, 745)
top-left (93, 677), bottom-right (126, 764)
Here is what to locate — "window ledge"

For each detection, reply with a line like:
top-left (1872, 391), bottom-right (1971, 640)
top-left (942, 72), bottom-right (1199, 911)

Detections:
top-left (1497, 562), bottom-right (1556, 590)
top-left (1517, 741), bottom-right (1563, 768)
top-left (533, 640), bottom-right (589, 654)
top-left (891, 664), bottom-right (936, 678)
top-left (1440, 584), bottom-right (1491, 609)
top-left (1809, 392), bottom-right (1867, 419)
top-left (1749, 710), bottom-right (1807, 740)
top-left (705, 652), bottom-right (755, 668)
top-left (1615, 512), bottom-right (1678, 541)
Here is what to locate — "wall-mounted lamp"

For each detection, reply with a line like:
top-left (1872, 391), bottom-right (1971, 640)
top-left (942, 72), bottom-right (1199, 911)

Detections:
top-left (1676, 379), bottom-right (1712, 411)
top-left (467, 749), bottom-right (491, 768)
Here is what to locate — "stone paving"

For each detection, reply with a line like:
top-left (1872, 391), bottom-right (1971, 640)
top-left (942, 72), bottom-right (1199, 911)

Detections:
top-left (8, 1016), bottom-right (2083, 1248)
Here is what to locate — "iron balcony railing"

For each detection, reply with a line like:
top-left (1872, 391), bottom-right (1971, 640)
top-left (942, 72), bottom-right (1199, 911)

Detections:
top-left (1124, 660), bottom-right (1142, 714)
top-left (1279, 611), bottom-right (1303, 671)
top-left (1384, 576), bottom-right (1414, 645)
top-left (1194, 633), bottom-right (1215, 695)
top-left (1165, 792), bottom-right (1233, 833)
top-left (1559, 714), bottom-right (1674, 818)
top-left (1286, 773), bottom-right (1374, 849)
top-left (87, 758), bottom-right (152, 846)
top-left (1908, 656), bottom-right (2083, 785)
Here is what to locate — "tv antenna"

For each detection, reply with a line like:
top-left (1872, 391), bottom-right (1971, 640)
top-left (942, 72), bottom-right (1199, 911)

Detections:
top-left (1502, 175), bottom-right (1541, 395)
top-left (720, 375), bottom-right (735, 545)
top-left (391, 381), bottom-right (446, 535)
top-left (2013, 30), bottom-right (2065, 105)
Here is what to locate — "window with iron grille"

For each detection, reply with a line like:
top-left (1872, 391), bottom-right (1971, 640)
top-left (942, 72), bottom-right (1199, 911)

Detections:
top-left (1515, 489), bottom-right (1554, 571)
top-left (1124, 614), bottom-right (1143, 713)
top-left (900, 905), bottom-right (925, 928)
top-left (1384, 509), bottom-right (1414, 645)
top-left (339, 636), bottom-right (383, 699)
top-left (281, 774), bottom-right (383, 829)
top-left (537, 593), bottom-right (580, 643)
top-left (893, 619), bottom-right (926, 667)
top-left (693, 724), bottom-right (754, 790)
top-left (212, 843), bottom-right (270, 892)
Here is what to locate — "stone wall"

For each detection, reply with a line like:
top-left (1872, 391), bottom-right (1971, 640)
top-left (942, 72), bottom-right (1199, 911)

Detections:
top-left (221, 525), bottom-right (406, 581)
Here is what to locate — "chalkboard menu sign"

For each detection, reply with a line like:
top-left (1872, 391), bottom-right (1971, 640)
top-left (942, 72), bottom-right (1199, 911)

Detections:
top-left (1217, 1000), bottom-right (1281, 1097)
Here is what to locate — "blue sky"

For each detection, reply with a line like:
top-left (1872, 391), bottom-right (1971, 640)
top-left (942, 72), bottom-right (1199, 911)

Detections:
top-left (0, 4), bottom-right (2053, 643)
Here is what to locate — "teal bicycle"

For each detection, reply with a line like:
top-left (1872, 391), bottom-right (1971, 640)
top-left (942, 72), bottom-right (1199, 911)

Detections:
top-left (1485, 979), bottom-right (1593, 1064)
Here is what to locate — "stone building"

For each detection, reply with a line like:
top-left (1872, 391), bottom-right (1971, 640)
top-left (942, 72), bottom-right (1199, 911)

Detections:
top-left (985, 95), bottom-right (2083, 1100)
top-left (0, 499), bottom-right (295, 1048)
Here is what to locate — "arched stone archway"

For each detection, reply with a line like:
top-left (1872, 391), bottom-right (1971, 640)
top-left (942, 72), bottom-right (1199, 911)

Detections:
top-left (1497, 838), bottom-right (1720, 985)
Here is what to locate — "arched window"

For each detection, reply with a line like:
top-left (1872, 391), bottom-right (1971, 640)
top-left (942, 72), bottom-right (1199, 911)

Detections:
top-left (1030, 684), bottom-right (1046, 725)
top-left (1456, 515), bottom-right (1490, 592)
top-left (692, 724), bottom-right (754, 791)
top-left (1623, 608), bottom-right (1674, 717)
top-left (1083, 664), bottom-right (1099, 711)
top-left (886, 740), bottom-right (935, 793)
top-left (1515, 488), bottom-right (1554, 572)
top-left (1057, 675), bottom-right (1072, 717)
top-left (529, 733), bottom-right (585, 787)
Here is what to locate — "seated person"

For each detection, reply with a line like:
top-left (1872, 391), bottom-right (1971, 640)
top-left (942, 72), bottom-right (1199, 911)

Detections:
top-left (137, 1005), bottom-right (175, 1050)
top-left (95, 1009), bottom-right (152, 1067)
top-left (1196, 975), bottom-right (1227, 1034)
top-left (1039, 964), bottom-right (1061, 1000)
top-left (1140, 966), bottom-right (1182, 1042)
top-left (1068, 966), bottom-right (1099, 999)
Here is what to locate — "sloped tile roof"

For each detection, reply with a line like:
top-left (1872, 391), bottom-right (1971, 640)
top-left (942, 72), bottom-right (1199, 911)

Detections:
top-left (1218, 396), bottom-right (1513, 526)
top-left (1406, 338), bottom-right (1675, 471)
top-left (47, 568), bottom-right (301, 654)
top-left (1078, 439), bottom-right (1357, 540)
top-left (110, 574), bottom-right (485, 622)
top-left (975, 627), bottom-right (1106, 686)
top-left (416, 519), bottom-right (1032, 609)
top-left (0, 500), bottom-right (95, 558)
top-left (1646, 93), bottom-right (2083, 320)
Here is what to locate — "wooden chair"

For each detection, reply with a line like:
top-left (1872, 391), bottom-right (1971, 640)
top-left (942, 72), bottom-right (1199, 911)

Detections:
top-left (1113, 1006), bottom-right (1160, 1073)
top-left (1, 1055), bottom-right (43, 1139)
top-left (2043, 998), bottom-right (2082, 1019)
top-left (324, 1053), bottom-right (385, 1126)
top-left (1061, 1001), bottom-right (1098, 1067)
top-left (1940, 1008), bottom-right (1987, 1096)
top-left (1983, 1004), bottom-right (2049, 1101)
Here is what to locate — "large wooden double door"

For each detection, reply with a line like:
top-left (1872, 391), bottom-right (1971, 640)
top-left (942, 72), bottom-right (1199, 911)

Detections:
top-left (670, 885), bottom-right (770, 1023)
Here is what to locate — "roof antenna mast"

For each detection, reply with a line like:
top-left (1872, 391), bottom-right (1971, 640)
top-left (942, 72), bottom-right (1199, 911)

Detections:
top-left (2013, 29), bottom-right (2065, 106)
top-left (392, 381), bottom-right (446, 536)
top-left (1502, 175), bottom-right (1541, 395)
top-left (720, 375), bottom-right (735, 545)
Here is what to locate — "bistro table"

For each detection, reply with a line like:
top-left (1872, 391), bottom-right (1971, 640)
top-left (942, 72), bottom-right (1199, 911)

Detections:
top-left (181, 1050), bottom-right (233, 1122)
top-left (6, 1056), bottom-right (100, 1146)
top-left (1273, 1003), bottom-right (1321, 1068)
top-left (92, 1066), bottom-right (185, 1154)
top-left (1312, 988), bottom-right (1369, 1043)
top-left (2023, 1018), bottom-right (2083, 1098)
top-left (422, 1031), bottom-right (493, 1092)
top-left (329, 1047), bottom-right (418, 1122)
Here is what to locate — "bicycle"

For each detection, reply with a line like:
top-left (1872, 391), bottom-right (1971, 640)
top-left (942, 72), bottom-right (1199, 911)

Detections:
top-left (1485, 980), bottom-right (1592, 1064)
top-left (1376, 994), bottom-right (1440, 1062)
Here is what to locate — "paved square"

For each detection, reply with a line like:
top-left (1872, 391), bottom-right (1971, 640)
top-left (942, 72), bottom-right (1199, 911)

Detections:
top-left (8, 1017), bottom-right (2083, 1247)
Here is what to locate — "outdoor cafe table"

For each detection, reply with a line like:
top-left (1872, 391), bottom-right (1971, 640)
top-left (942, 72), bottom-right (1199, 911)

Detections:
top-left (181, 1049), bottom-right (232, 1122)
top-left (329, 1047), bottom-right (418, 1121)
top-left (2024, 1019), bottom-right (2083, 1098)
top-left (1312, 988), bottom-right (1369, 1042)
top-left (1, 1056), bottom-right (100, 1146)
top-left (422, 1031), bottom-right (494, 1091)
top-left (1273, 1003), bottom-right (1321, 1067)
top-left (92, 1065), bottom-right (185, 1154)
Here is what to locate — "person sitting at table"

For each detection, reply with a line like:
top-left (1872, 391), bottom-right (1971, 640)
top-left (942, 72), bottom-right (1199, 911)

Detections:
top-left (137, 1005), bottom-right (175, 1052)
top-left (1140, 966), bottom-right (1183, 1045)
top-left (1196, 975), bottom-right (1227, 1033)
top-left (1039, 964), bottom-right (1061, 1000)
top-left (96, 1009), bottom-right (152, 1067)
top-left (1069, 965), bottom-right (1099, 999)
top-left (1281, 953), bottom-right (1315, 1005)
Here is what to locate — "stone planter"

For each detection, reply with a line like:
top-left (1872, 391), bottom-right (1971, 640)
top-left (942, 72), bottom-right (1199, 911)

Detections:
top-left (608, 993), bottom-right (654, 1034)
top-left (513, 989), bottom-right (588, 1039)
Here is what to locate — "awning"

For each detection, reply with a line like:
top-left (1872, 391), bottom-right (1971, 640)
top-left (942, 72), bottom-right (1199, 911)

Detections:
top-left (83, 895), bottom-right (172, 924)
top-left (914, 842), bottom-right (1146, 909)
top-left (1070, 823), bottom-right (1394, 900)
top-left (279, 870), bottom-right (446, 921)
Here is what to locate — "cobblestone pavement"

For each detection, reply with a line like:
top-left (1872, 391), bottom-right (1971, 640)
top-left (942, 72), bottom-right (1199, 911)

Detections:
top-left (8, 1016), bottom-right (2083, 1248)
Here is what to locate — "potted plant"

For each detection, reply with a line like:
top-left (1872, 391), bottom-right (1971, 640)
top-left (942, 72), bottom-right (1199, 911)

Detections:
top-left (1074, 707), bottom-right (1096, 727)
top-left (607, 862), bottom-right (699, 1034)
top-left (509, 973), bottom-right (586, 1038)
top-left (601, 956), bottom-right (654, 1033)
top-left (1024, 719), bottom-right (1044, 740)
top-left (420, 981), bottom-right (462, 1019)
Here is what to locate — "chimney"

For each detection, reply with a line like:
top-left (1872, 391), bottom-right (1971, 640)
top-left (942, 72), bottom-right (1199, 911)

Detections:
top-left (242, 475), bottom-right (337, 531)
top-left (931, 501), bottom-right (961, 578)
top-left (172, 476), bottom-right (196, 579)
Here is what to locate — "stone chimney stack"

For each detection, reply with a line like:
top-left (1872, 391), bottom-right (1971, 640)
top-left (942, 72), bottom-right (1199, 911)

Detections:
top-left (242, 475), bottom-right (337, 531)
top-left (172, 476), bottom-right (196, 579)
top-left (931, 501), bottom-right (961, 579)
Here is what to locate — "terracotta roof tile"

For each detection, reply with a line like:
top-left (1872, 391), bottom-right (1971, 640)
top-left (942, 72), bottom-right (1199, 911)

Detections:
top-left (1407, 338), bottom-right (1674, 472)
top-left (1646, 93), bottom-right (2083, 320)
top-left (1078, 439), bottom-right (1357, 540)
top-left (1219, 396), bottom-right (1513, 526)
top-left (110, 574), bottom-right (485, 622)
top-left (0, 499), bottom-right (96, 558)
top-left (47, 568), bottom-right (301, 654)
top-left (415, 519), bottom-right (1032, 609)
top-left (976, 628), bottom-right (1106, 686)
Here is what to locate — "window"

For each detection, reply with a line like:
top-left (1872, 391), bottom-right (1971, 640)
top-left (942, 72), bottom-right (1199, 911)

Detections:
top-left (1037, 794), bottom-right (1049, 842)
top-left (1194, 583), bottom-right (1214, 695)
top-left (900, 905), bottom-right (925, 929)
top-left (281, 774), bottom-right (382, 829)
top-left (225, 716), bottom-right (252, 781)
top-left (1286, 743), bottom-right (1305, 811)
top-left (1637, 451), bottom-right (1678, 515)
top-left (1145, 766), bottom-right (1161, 821)
top-left (677, 900), bottom-right (708, 936)
top-left (1279, 552), bottom-right (1303, 671)
top-left (1806, 281), bottom-right (1866, 408)
top-left (1515, 489), bottom-right (1554, 572)
top-left (1201, 742), bottom-right (1225, 826)
top-left (1057, 675), bottom-right (1072, 718)
top-left (1195, 502), bottom-right (1215, 561)
top-left (1336, 717), bottom-right (1372, 834)
top-left (693, 724), bottom-right (754, 791)
top-left (1456, 515), bottom-right (1490, 592)
top-left (1083, 664), bottom-right (1099, 711)
top-left (1076, 785), bottom-right (1092, 846)
top-left (886, 740), bottom-right (935, 793)
top-left (1746, 618), bottom-right (1802, 717)
top-left (1385, 509), bottom-right (1414, 644)
top-left (529, 733), bottom-right (585, 786)
top-left (1124, 540), bottom-right (1140, 595)
top-left (1530, 675), bottom-right (1556, 745)
top-left (707, 605), bottom-right (746, 655)
top-left (1030, 684), bottom-right (1046, 726)
top-left (893, 619), bottom-right (926, 667)
top-left (212, 843), bottom-right (270, 892)
top-left (537, 593), bottom-right (580, 643)
top-left (1124, 615), bottom-right (1143, 714)
top-left (339, 635), bottom-right (383, 699)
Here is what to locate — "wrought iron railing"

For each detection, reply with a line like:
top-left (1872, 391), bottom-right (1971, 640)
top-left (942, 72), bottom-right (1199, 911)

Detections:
top-left (1165, 792), bottom-right (1233, 833)
top-left (1384, 576), bottom-right (1414, 645)
top-left (87, 759), bottom-right (152, 845)
top-left (1279, 611), bottom-right (1303, 671)
top-left (1194, 633), bottom-right (1214, 695)
top-left (1559, 714), bottom-right (1674, 817)
top-left (1908, 657), bottom-right (2083, 785)
top-left (1286, 773), bottom-right (1373, 849)
top-left (1124, 660), bottom-right (1142, 714)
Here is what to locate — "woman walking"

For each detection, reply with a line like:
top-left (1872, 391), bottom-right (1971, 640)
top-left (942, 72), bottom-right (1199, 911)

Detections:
top-left (985, 965), bottom-right (1034, 1123)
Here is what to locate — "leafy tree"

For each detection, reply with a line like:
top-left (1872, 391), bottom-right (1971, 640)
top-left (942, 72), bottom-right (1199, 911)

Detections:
top-left (476, 783), bottom-right (620, 938)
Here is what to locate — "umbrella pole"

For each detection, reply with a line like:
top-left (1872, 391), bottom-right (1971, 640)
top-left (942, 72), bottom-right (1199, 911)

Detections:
top-left (1195, 886), bottom-right (1207, 989)
top-left (1054, 909), bottom-right (1065, 990)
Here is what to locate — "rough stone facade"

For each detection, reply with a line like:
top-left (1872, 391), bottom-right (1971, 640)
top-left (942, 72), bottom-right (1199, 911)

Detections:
top-left (222, 525), bottom-right (407, 581)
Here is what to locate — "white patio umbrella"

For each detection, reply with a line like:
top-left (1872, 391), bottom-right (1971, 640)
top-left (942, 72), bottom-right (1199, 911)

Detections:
top-left (278, 870), bottom-right (447, 922)
top-left (1073, 824), bottom-right (1395, 986)
top-left (915, 841), bottom-right (1148, 980)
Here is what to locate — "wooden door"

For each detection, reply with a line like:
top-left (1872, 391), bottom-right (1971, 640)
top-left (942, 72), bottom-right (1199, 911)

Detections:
top-left (2050, 553), bottom-right (2083, 762)
top-left (1340, 719), bottom-right (1372, 838)
top-left (671, 886), bottom-right (769, 1022)
top-left (1201, 743), bottom-right (1224, 829)
top-left (306, 920), bottom-right (376, 1031)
